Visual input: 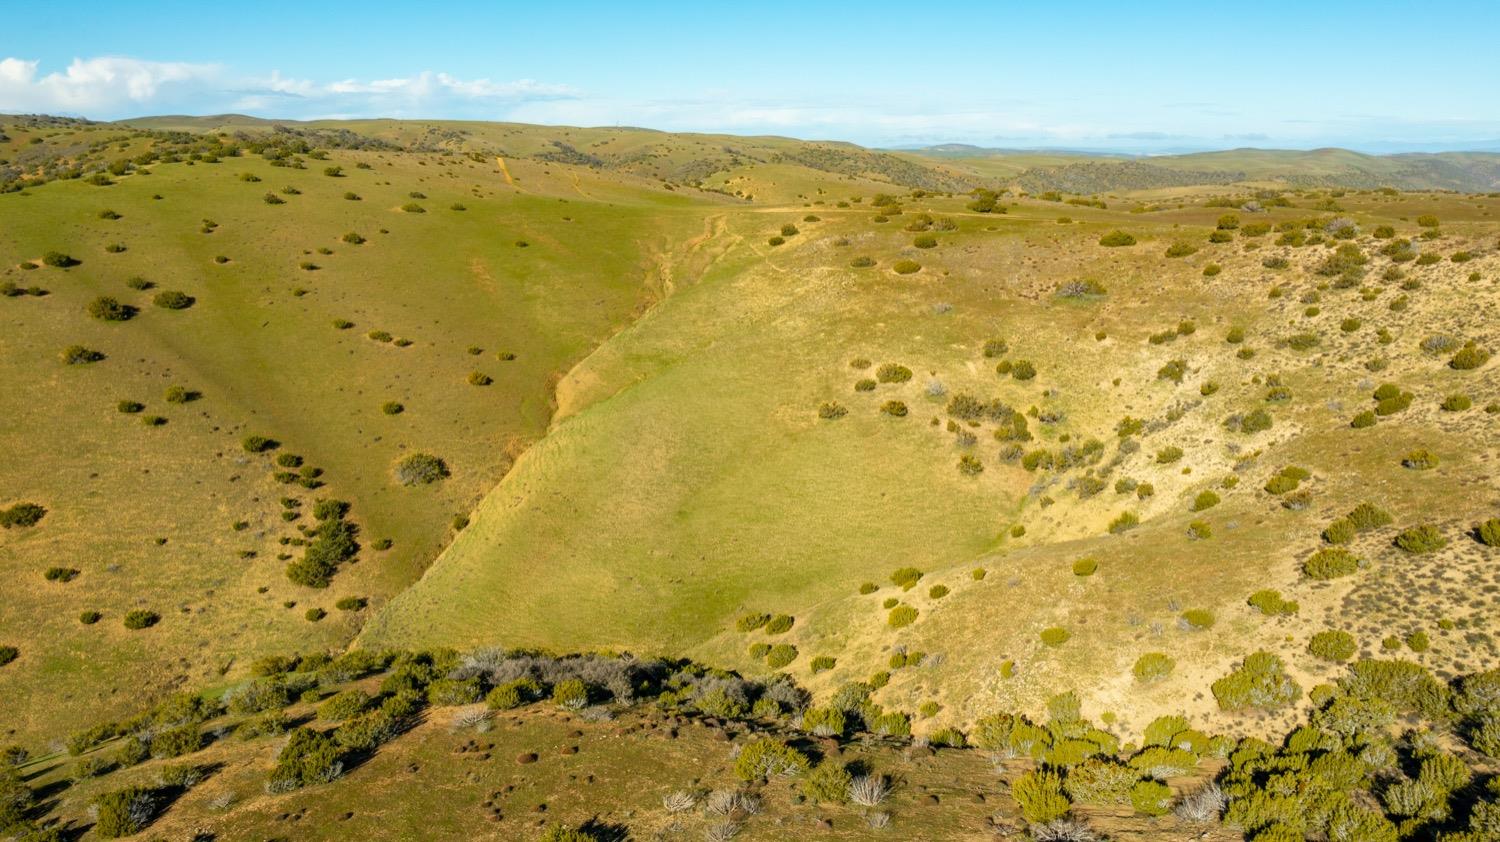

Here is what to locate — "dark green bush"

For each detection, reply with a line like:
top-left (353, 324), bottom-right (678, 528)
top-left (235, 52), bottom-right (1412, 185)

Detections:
top-left (242, 435), bottom-right (279, 453)
top-left (123, 610), bottom-right (159, 629)
top-left (266, 727), bottom-right (343, 792)
top-left (1304, 547), bottom-right (1361, 580)
top-left (1394, 524), bottom-right (1446, 554)
top-left (92, 786), bottom-right (156, 838)
top-left (0, 502), bottom-right (47, 529)
top-left (153, 290), bottom-right (195, 309)
top-left (60, 344), bottom-right (105, 364)
top-left (87, 296), bottom-right (135, 321)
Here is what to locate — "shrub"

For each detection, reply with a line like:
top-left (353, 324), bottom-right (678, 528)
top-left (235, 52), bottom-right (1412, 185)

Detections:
top-left (0, 502), bottom-right (47, 529)
top-left (93, 786), bottom-right (156, 838)
top-left (1478, 518), bottom-right (1500, 547)
top-left (0, 646), bottom-right (16, 668)
top-left (1133, 653), bottom-right (1174, 682)
top-left (1321, 518), bottom-right (1357, 545)
top-left (1308, 630), bottom-right (1357, 662)
top-left (1248, 590), bottom-right (1298, 616)
top-left (1190, 490), bottom-right (1220, 512)
top-left (1131, 779), bottom-right (1173, 816)
top-left (1181, 609), bottom-right (1215, 629)
top-left (266, 727), bottom-right (343, 792)
top-left (891, 259), bottom-right (921, 274)
top-left (765, 644), bottom-right (798, 669)
top-left (801, 759), bottom-right (852, 802)
top-left (765, 614), bottom-right (794, 634)
top-left (1011, 360), bottom-right (1037, 380)
top-left (890, 567), bottom-right (922, 589)
top-left (736, 612), bottom-right (770, 632)
top-left (61, 344), bottom-right (106, 365)
top-left (42, 251), bottom-right (79, 267)
top-left (1449, 342), bottom-right (1490, 370)
top-left (1395, 524), bottom-right (1446, 554)
top-left (87, 296), bottom-right (134, 321)
top-left (1098, 230), bottom-right (1136, 247)
top-left (957, 454), bottom-right (983, 475)
top-left (1441, 394), bottom-right (1472, 411)
top-left (849, 255), bottom-right (875, 268)
top-left (1012, 769), bottom-right (1070, 823)
top-left (1398, 450), bottom-right (1434, 468)
top-left (1164, 241), bottom-right (1198, 258)
top-left (876, 363), bottom-right (912, 383)
top-left (150, 724), bottom-right (203, 759)
top-left (1304, 547), bottom-right (1361, 580)
top-left (888, 605), bottom-right (918, 628)
top-left (400, 203), bottom-right (425, 213)
top-left (1108, 511), bottom-right (1139, 533)
top-left (1040, 627), bottom-right (1070, 647)
top-left (1348, 503), bottom-right (1393, 531)
top-left (1071, 557), bottom-right (1098, 577)
top-left (394, 453), bottom-right (449, 485)
top-left (123, 609), bottom-right (159, 629)
top-left (735, 738), bottom-right (809, 781)
top-left (486, 679), bottom-right (540, 710)
top-left (242, 435), bottom-right (279, 453)
top-left (1212, 652), bottom-right (1300, 711)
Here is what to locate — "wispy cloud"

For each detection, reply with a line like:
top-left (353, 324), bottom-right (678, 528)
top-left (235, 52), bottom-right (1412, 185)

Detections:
top-left (0, 56), bottom-right (220, 112)
top-left (0, 57), bottom-right (577, 120)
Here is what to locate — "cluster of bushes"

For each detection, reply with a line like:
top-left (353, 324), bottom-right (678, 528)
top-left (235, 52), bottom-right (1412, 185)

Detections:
top-left (286, 499), bottom-right (359, 587)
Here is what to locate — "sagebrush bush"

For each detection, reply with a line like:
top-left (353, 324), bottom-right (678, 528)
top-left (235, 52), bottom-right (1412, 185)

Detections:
top-left (1212, 651), bottom-right (1300, 711)
top-left (87, 296), bottom-right (134, 321)
top-left (394, 452), bottom-right (449, 485)
top-left (735, 738), bottom-right (809, 781)
top-left (1133, 652), bottom-right (1174, 683)
top-left (1395, 524), bottom-right (1447, 554)
top-left (1248, 589), bottom-right (1298, 616)
top-left (1012, 769), bottom-right (1070, 823)
top-left (123, 609), bottom-right (159, 629)
top-left (1304, 547), bottom-right (1361, 580)
top-left (765, 644), bottom-right (798, 669)
top-left (888, 605), bottom-right (918, 628)
top-left (1098, 230), bottom-right (1136, 247)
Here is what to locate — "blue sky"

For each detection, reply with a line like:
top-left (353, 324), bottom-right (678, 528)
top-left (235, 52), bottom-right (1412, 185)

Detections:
top-left (3, 0), bottom-right (1499, 152)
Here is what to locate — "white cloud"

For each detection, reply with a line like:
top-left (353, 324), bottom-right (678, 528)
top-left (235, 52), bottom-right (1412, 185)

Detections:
top-left (0, 56), bottom-right (219, 113)
top-left (235, 70), bottom-right (578, 118)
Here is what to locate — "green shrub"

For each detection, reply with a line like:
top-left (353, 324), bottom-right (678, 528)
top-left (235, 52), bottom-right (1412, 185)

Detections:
top-left (92, 786), bottom-right (156, 838)
top-left (765, 644), bottom-right (798, 669)
top-left (87, 295), bottom-right (134, 321)
top-left (149, 724), bottom-right (202, 759)
top-left (1212, 651), bottom-right (1300, 711)
top-left (1304, 548), bottom-right (1361, 580)
top-left (1440, 394), bottom-right (1472, 411)
top-left (1072, 557), bottom-right (1098, 577)
top-left (890, 567), bottom-right (923, 589)
top-left (800, 759), bottom-right (852, 802)
top-left (1478, 518), bottom-right (1500, 547)
top-left (764, 614), bottom-right (794, 634)
top-left (1248, 590), bottom-right (1298, 616)
top-left (1449, 342), bottom-right (1490, 370)
top-left (1307, 630), bottom-right (1357, 663)
top-left (1108, 511), bottom-right (1139, 533)
top-left (1191, 490), bottom-right (1220, 511)
top-left (1130, 779), bottom-right (1173, 816)
top-left (1011, 769), bottom-right (1070, 823)
top-left (394, 452), bottom-right (449, 485)
top-left (736, 612), bottom-right (770, 632)
top-left (551, 678), bottom-right (588, 710)
top-left (242, 435), bottom-right (279, 453)
top-left (1394, 524), bottom-right (1446, 554)
top-left (1098, 230), bottom-right (1136, 247)
top-left (0, 502), bottom-right (46, 529)
top-left (1348, 502), bottom-right (1393, 531)
top-left (1133, 653), bottom-right (1175, 683)
top-left (123, 609), bottom-right (159, 629)
top-left (1181, 609), bottom-right (1215, 629)
top-left (888, 605), bottom-right (918, 628)
top-left (266, 727), bottom-right (343, 792)
top-left (318, 690), bottom-right (371, 721)
top-left (1040, 627), bottom-right (1070, 647)
top-left (892, 259), bottom-right (921, 274)
top-left (1323, 518), bottom-right (1356, 544)
top-left (42, 251), bottom-right (79, 268)
top-left (734, 738), bottom-right (808, 781)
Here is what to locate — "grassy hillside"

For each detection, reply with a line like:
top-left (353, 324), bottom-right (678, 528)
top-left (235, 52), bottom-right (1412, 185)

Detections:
top-left (2, 115), bottom-right (1499, 841)
top-left (0, 118), bottom-right (712, 738)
